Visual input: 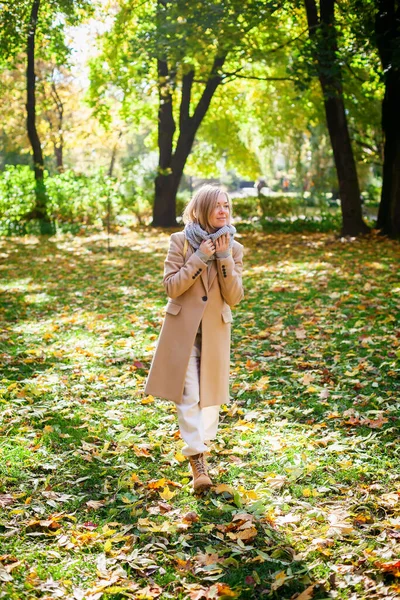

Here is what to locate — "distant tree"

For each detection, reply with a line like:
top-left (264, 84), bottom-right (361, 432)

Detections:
top-left (0, 0), bottom-right (92, 232)
top-left (303, 0), bottom-right (370, 236)
top-left (374, 0), bottom-right (400, 238)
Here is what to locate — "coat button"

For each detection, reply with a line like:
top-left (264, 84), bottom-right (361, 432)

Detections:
top-left (202, 296), bottom-right (208, 301)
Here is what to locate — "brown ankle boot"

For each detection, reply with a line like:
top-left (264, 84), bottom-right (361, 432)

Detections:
top-left (188, 453), bottom-right (212, 492)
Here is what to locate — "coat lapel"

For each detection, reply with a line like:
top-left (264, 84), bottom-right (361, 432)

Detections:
top-left (208, 260), bottom-right (218, 289)
top-left (186, 243), bottom-right (209, 295)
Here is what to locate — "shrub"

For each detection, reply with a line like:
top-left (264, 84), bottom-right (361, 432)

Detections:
top-left (176, 190), bottom-right (191, 222)
top-left (0, 166), bottom-right (36, 234)
top-left (258, 193), bottom-right (304, 218)
top-left (119, 168), bottom-right (154, 225)
top-left (0, 166), bottom-right (135, 234)
top-left (259, 212), bottom-right (343, 233)
top-left (231, 196), bottom-right (260, 220)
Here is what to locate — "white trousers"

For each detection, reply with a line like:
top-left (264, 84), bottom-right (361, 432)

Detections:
top-left (176, 332), bottom-right (220, 456)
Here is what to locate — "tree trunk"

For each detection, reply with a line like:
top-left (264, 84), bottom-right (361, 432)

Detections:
top-left (375, 0), bottom-right (400, 238)
top-left (26, 0), bottom-right (52, 232)
top-left (152, 57), bottom-right (177, 227)
top-left (304, 0), bottom-right (370, 236)
top-left (153, 171), bottom-right (182, 226)
top-left (108, 131), bottom-right (123, 178)
top-left (54, 143), bottom-right (63, 172)
top-left (51, 80), bottom-right (64, 173)
top-left (152, 56), bottom-right (225, 227)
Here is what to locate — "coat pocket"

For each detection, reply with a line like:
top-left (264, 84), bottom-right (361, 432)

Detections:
top-left (165, 301), bottom-right (182, 315)
top-left (221, 307), bottom-right (233, 323)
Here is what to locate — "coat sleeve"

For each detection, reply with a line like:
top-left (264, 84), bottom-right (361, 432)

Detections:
top-left (216, 243), bottom-right (244, 307)
top-left (163, 233), bottom-right (208, 299)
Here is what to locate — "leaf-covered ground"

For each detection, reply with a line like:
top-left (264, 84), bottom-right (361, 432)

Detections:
top-left (0, 228), bottom-right (399, 600)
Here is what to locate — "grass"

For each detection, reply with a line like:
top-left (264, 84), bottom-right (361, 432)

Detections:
top-left (0, 226), bottom-right (399, 600)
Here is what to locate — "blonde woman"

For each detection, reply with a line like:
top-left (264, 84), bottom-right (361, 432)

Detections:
top-left (144, 185), bottom-right (244, 492)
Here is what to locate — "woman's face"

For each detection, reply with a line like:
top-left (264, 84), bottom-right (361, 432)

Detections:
top-left (208, 193), bottom-right (230, 230)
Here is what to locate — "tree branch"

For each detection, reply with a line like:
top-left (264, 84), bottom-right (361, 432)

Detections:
top-left (220, 72), bottom-right (298, 83)
top-left (262, 26), bottom-right (314, 54)
top-left (191, 54), bottom-right (226, 130)
top-left (179, 69), bottom-right (194, 130)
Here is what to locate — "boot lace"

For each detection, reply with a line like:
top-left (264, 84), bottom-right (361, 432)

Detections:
top-left (191, 453), bottom-right (207, 475)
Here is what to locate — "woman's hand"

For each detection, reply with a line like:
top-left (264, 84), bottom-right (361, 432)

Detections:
top-left (215, 234), bottom-right (230, 253)
top-left (199, 239), bottom-right (216, 257)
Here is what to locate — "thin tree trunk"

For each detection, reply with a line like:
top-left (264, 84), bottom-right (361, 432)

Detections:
top-left (54, 143), bottom-right (63, 172)
top-left (26, 0), bottom-right (51, 230)
top-left (108, 131), bottom-right (123, 178)
top-left (304, 0), bottom-right (370, 236)
top-left (375, 0), bottom-right (400, 238)
top-left (51, 79), bottom-right (64, 172)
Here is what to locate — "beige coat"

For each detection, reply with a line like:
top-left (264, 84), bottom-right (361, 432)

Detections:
top-left (144, 231), bottom-right (244, 408)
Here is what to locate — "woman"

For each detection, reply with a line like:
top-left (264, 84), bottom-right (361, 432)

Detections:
top-left (144, 184), bottom-right (244, 492)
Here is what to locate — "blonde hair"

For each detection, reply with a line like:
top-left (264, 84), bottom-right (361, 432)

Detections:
top-left (182, 184), bottom-right (232, 232)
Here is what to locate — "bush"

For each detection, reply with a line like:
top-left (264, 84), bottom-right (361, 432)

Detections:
top-left (259, 212), bottom-right (343, 233)
top-left (176, 190), bottom-right (191, 222)
top-left (46, 170), bottom-right (122, 228)
top-left (231, 196), bottom-right (260, 221)
top-left (258, 193), bottom-right (304, 218)
top-left (119, 168), bottom-right (154, 225)
top-left (0, 166), bottom-right (36, 234)
top-left (0, 166), bottom-right (141, 234)
top-left (364, 182), bottom-right (381, 205)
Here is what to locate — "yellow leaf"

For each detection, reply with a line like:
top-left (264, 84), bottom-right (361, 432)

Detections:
top-left (141, 396), bottom-right (154, 404)
top-left (271, 570), bottom-right (287, 591)
top-left (130, 473), bottom-right (142, 484)
top-left (43, 425), bottom-right (54, 433)
top-left (302, 488), bottom-right (312, 497)
top-left (148, 478), bottom-right (166, 489)
top-left (159, 486), bottom-right (176, 501)
top-left (215, 582), bottom-right (238, 597)
top-left (174, 451), bottom-right (186, 463)
top-left (214, 484), bottom-right (234, 495)
top-left (104, 539), bottom-right (112, 553)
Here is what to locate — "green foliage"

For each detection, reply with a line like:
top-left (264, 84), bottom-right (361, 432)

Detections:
top-left (259, 194), bottom-right (303, 217)
top-left (0, 165), bottom-right (36, 234)
top-left (231, 195), bottom-right (260, 221)
top-left (0, 0), bottom-right (93, 68)
top-left (260, 212), bottom-right (345, 233)
top-left (0, 166), bottom-right (133, 234)
top-left (176, 190), bottom-right (192, 221)
top-left (45, 170), bottom-right (121, 228)
top-left (119, 167), bottom-right (155, 225)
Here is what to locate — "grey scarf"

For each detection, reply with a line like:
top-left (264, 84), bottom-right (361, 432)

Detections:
top-left (184, 221), bottom-right (236, 260)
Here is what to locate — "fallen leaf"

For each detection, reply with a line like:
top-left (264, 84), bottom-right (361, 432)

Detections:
top-left (270, 570), bottom-right (287, 591)
top-left (295, 584), bottom-right (316, 599)
top-left (214, 484), bottom-right (234, 495)
top-left (0, 495), bottom-right (15, 508)
top-left (86, 500), bottom-right (106, 510)
top-left (159, 486), bottom-right (176, 501)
